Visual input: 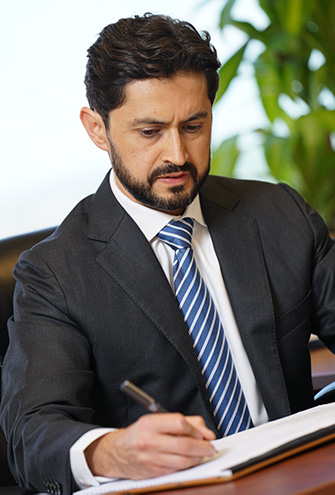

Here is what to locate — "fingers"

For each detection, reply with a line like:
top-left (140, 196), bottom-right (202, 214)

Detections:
top-left (85, 413), bottom-right (216, 480)
top-left (183, 415), bottom-right (217, 441)
top-left (137, 413), bottom-right (215, 441)
top-left (135, 414), bottom-right (215, 458)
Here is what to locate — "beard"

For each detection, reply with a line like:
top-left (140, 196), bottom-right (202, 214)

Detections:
top-left (109, 140), bottom-right (210, 213)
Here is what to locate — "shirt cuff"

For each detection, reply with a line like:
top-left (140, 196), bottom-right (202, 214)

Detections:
top-left (70, 428), bottom-right (116, 489)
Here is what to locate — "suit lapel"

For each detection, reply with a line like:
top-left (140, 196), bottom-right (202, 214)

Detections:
top-left (201, 177), bottom-right (291, 420)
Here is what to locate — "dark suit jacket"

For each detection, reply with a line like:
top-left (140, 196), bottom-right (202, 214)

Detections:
top-left (1, 173), bottom-right (335, 494)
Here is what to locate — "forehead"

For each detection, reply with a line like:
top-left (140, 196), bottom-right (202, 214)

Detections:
top-left (111, 72), bottom-right (211, 125)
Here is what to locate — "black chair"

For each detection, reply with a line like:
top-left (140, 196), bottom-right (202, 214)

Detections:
top-left (0, 227), bottom-right (55, 487)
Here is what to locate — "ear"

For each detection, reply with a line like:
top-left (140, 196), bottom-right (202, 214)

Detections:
top-left (80, 107), bottom-right (109, 152)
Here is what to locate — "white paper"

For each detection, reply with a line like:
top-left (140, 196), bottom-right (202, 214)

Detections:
top-left (75, 403), bottom-right (335, 494)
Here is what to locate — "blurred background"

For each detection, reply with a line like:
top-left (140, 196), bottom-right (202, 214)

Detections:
top-left (1, 0), bottom-right (334, 239)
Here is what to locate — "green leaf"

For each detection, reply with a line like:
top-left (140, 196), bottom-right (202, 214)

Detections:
top-left (285, 0), bottom-right (306, 35)
top-left (254, 54), bottom-right (284, 123)
top-left (283, 0), bottom-right (313, 35)
top-left (258, 0), bottom-right (279, 24)
top-left (218, 0), bottom-right (236, 29)
top-left (210, 136), bottom-right (240, 177)
top-left (215, 42), bottom-right (248, 103)
top-left (262, 132), bottom-right (300, 184)
top-left (231, 20), bottom-right (266, 42)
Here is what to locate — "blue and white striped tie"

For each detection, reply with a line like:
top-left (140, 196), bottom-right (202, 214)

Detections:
top-left (158, 217), bottom-right (253, 436)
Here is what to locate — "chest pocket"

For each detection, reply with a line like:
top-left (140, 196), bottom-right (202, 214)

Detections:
top-left (275, 290), bottom-right (312, 342)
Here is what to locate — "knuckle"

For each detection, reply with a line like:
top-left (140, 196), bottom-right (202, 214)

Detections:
top-left (133, 418), bottom-right (153, 451)
top-left (136, 414), bottom-right (151, 428)
top-left (193, 415), bottom-right (205, 425)
top-left (136, 434), bottom-right (151, 452)
top-left (174, 413), bottom-right (187, 430)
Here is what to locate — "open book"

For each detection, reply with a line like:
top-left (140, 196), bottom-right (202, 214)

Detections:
top-left (75, 403), bottom-right (335, 494)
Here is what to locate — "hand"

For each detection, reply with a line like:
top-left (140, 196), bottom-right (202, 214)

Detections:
top-left (85, 413), bottom-right (216, 480)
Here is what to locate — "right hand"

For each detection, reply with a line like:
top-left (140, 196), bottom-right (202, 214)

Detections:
top-left (85, 413), bottom-right (216, 480)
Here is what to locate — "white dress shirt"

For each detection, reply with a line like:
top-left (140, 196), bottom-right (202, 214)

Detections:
top-left (70, 170), bottom-right (268, 488)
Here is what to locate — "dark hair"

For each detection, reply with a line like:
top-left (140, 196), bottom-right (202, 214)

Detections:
top-left (84, 13), bottom-right (221, 126)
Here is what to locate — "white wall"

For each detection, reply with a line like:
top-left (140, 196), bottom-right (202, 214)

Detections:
top-left (0, 0), bottom-right (268, 239)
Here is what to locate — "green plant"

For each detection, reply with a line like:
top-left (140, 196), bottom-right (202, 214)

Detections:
top-left (210, 0), bottom-right (335, 229)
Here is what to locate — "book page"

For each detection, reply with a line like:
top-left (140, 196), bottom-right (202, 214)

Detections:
top-left (75, 403), bottom-right (335, 494)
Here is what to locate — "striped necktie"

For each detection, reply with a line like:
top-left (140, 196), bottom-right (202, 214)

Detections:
top-left (158, 217), bottom-right (253, 436)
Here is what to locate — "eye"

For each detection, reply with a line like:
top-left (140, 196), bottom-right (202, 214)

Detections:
top-left (184, 124), bottom-right (202, 133)
top-left (140, 129), bottom-right (160, 138)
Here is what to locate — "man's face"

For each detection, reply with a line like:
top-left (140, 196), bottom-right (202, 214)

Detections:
top-left (107, 72), bottom-right (212, 215)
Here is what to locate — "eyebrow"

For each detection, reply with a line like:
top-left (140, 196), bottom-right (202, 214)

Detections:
top-left (129, 111), bottom-right (210, 127)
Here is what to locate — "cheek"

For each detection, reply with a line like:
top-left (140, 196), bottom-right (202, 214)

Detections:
top-left (127, 150), bottom-right (158, 177)
top-left (191, 140), bottom-right (210, 166)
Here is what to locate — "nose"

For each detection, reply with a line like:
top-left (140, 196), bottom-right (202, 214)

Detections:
top-left (161, 130), bottom-right (188, 166)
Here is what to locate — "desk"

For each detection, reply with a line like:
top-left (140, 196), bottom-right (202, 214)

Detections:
top-left (149, 440), bottom-right (335, 495)
top-left (1, 441), bottom-right (334, 494)
top-left (311, 344), bottom-right (335, 390)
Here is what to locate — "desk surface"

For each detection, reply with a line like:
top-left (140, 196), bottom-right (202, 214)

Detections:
top-left (149, 440), bottom-right (335, 495)
top-left (1, 441), bottom-right (334, 495)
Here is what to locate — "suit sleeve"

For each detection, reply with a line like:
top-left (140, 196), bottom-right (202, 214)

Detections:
top-left (0, 248), bottom-right (99, 494)
top-left (279, 183), bottom-right (335, 352)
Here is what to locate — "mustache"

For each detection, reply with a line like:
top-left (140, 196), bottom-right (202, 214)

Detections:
top-left (148, 162), bottom-right (198, 186)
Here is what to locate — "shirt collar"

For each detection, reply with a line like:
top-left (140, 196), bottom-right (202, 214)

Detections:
top-left (109, 169), bottom-right (206, 242)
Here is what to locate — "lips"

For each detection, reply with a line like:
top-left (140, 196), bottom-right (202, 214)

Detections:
top-left (156, 172), bottom-right (189, 184)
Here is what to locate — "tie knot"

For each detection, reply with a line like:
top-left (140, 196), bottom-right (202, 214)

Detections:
top-left (158, 218), bottom-right (194, 251)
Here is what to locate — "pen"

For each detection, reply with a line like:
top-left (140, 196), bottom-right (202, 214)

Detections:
top-left (120, 380), bottom-right (168, 413)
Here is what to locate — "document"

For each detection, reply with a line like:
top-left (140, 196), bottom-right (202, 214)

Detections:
top-left (75, 403), bottom-right (335, 494)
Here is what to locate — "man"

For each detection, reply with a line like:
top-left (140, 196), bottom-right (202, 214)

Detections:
top-left (1, 13), bottom-right (335, 495)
